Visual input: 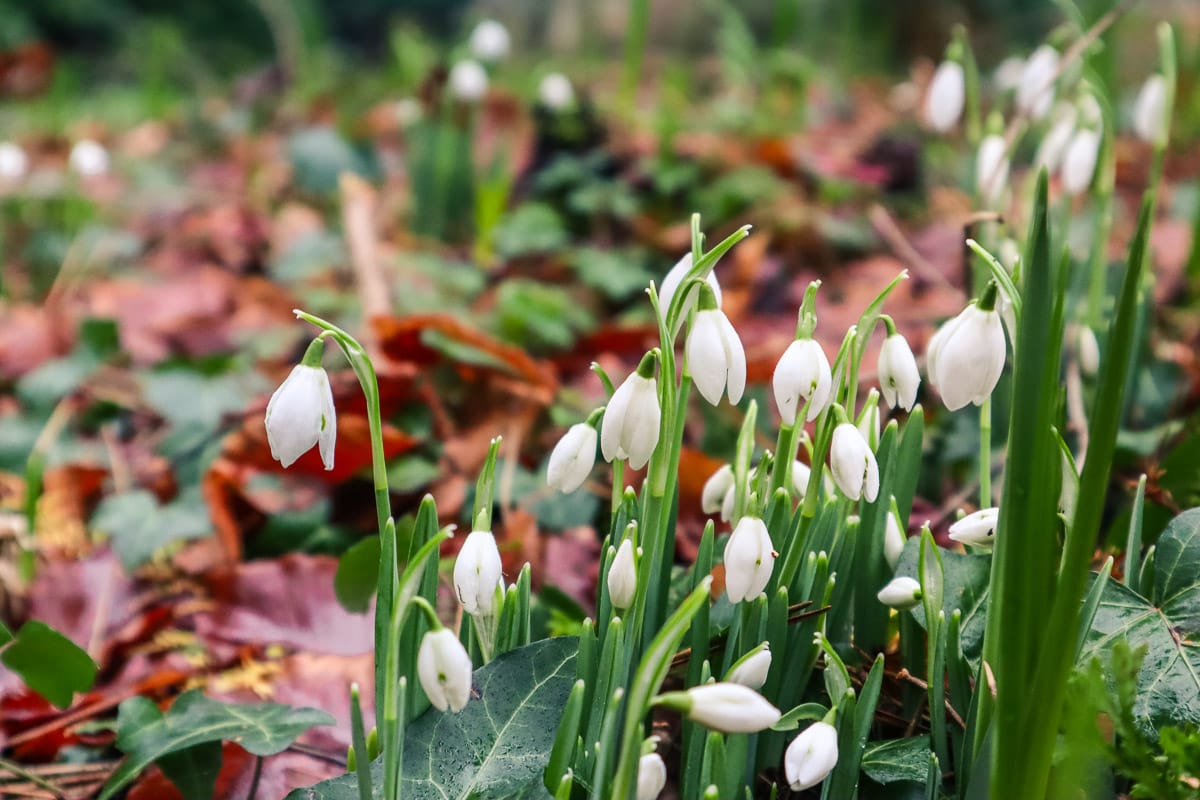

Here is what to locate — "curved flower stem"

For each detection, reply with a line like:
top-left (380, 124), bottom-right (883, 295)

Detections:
top-left (979, 398), bottom-right (992, 507)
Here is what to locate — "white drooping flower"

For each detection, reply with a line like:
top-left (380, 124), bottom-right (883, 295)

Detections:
top-left (658, 252), bottom-right (722, 328)
top-left (1017, 45), bottom-right (1059, 120)
top-left (600, 361), bottom-right (661, 470)
top-left (948, 507), bottom-right (1000, 547)
top-left (547, 423), bottom-right (597, 493)
top-left (1078, 325), bottom-right (1100, 377)
top-left (1035, 105), bottom-right (1076, 172)
top-left (877, 576), bottom-right (923, 609)
top-left (878, 332), bottom-right (920, 411)
top-left (0, 142), bottom-right (28, 181)
top-left (1061, 128), bottom-right (1101, 196)
top-left (926, 302), bottom-right (1007, 411)
top-left (924, 60), bottom-right (965, 132)
top-left (701, 464), bottom-right (734, 515)
top-left (727, 644), bottom-right (772, 690)
top-left (69, 139), bottom-right (109, 177)
top-left (975, 134), bottom-right (1010, 207)
top-left (265, 361), bottom-right (337, 470)
top-left (468, 19), bottom-right (511, 63)
top-left (784, 721), bottom-right (839, 791)
top-left (448, 60), bottom-right (489, 102)
top-left (417, 628), bottom-right (473, 712)
top-left (453, 530), bottom-right (504, 615)
top-left (829, 423), bottom-right (880, 502)
top-left (1133, 74), bottom-right (1168, 145)
top-left (773, 339), bottom-right (833, 425)
top-left (994, 56), bottom-right (1025, 94)
top-left (607, 538), bottom-right (637, 609)
top-left (636, 752), bottom-right (667, 800)
top-left (884, 509), bottom-right (906, 569)
top-left (685, 683), bottom-right (782, 733)
top-left (538, 72), bottom-right (575, 110)
top-left (723, 517), bottom-right (776, 603)
top-left (687, 304), bottom-right (746, 406)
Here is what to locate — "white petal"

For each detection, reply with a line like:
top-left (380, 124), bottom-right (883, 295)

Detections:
top-left (701, 465), bottom-right (734, 515)
top-left (687, 312), bottom-right (728, 406)
top-left (720, 314), bottom-right (746, 404)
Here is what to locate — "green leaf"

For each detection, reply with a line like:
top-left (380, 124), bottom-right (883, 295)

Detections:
top-left (91, 489), bottom-right (211, 570)
top-left (288, 127), bottom-right (376, 195)
top-left (861, 736), bottom-right (932, 784)
top-left (287, 637), bottom-right (578, 800)
top-left (117, 695), bottom-right (222, 800)
top-left (0, 619), bottom-right (12, 646)
top-left (335, 535), bottom-right (381, 613)
top-left (99, 690), bottom-right (335, 800)
top-left (0, 620), bottom-right (98, 708)
top-left (491, 204), bottom-right (569, 259)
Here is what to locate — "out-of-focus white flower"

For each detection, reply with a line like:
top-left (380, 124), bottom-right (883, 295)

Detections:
top-left (1133, 74), bottom-right (1168, 146)
top-left (265, 362), bottom-right (337, 470)
top-left (1078, 325), bottom-right (1100, 377)
top-left (1061, 128), bottom-right (1101, 196)
top-left (926, 303), bottom-right (1007, 411)
top-left (69, 139), bottom-right (109, 177)
top-left (784, 721), bottom-right (839, 791)
top-left (547, 423), bottom-right (597, 493)
top-left (658, 252), bottom-right (722, 329)
top-left (685, 683), bottom-right (781, 733)
top-left (538, 72), bottom-right (575, 110)
top-left (636, 752), bottom-right (667, 800)
top-left (727, 644), bottom-right (772, 690)
top-left (0, 142), bottom-right (28, 181)
top-left (878, 332), bottom-right (920, 411)
top-left (1017, 45), bottom-right (1059, 120)
top-left (449, 60), bottom-right (489, 102)
top-left (975, 134), bottom-right (1010, 207)
top-left (994, 55), bottom-right (1025, 93)
top-left (924, 60), bottom-right (965, 132)
top-left (687, 305), bottom-right (746, 406)
top-left (454, 530), bottom-right (504, 615)
top-left (394, 97), bottom-right (423, 127)
top-left (884, 509), bottom-right (906, 569)
top-left (829, 423), bottom-right (879, 502)
top-left (417, 628), bottom-right (473, 712)
top-left (723, 517), bottom-right (776, 603)
top-left (773, 339), bottom-right (833, 425)
top-left (600, 362), bottom-right (661, 470)
top-left (702, 464), bottom-right (734, 516)
top-left (877, 576), bottom-right (923, 609)
top-left (1077, 94), bottom-right (1103, 127)
top-left (1035, 105), bottom-right (1076, 172)
top-left (607, 538), bottom-right (637, 609)
top-left (948, 507), bottom-right (999, 547)
top-left (469, 19), bottom-right (510, 63)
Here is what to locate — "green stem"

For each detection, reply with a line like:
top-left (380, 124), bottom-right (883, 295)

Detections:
top-left (979, 398), bottom-right (991, 508)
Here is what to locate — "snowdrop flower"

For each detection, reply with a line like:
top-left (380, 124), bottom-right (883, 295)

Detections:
top-left (469, 19), bottom-right (510, 63)
top-left (265, 347), bottom-right (337, 470)
top-left (449, 60), bottom-right (489, 102)
top-left (924, 60), bottom-right (965, 132)
top-left (658, 252), bottom-right (722, 329)
top-left (454, 530), bottom-right (504, 615)
top-left (927, 300), bottom-right (1007, 411)
top-left (701, 464), bottom-right (734, 515)
top-left (684, 683), bottom-right (781, 733)
top-left (1078, 325), bottom-right (1100, 377)
top-left (69, 139), bottom-right (109, 177)
top-left (723, 517), bottom-right (776, 603)
top-left (0, 142), bottom-right (28, 181)
top-left (877, 576), bottom-right (923, 609)
top-left (1133, 74), bottom-right (1167, 145)
top-left (687, 289), bottom-right (746, 406)
top-left (1035, 105), bottom-right (1076, 172)
top-left (948, 507), bottom-right (999, 547)
top-left (884, 509), bottom-right (906, 568)
top-left (773, 339), bottom-right (833, 425)
top-left (975, 134), bottom-right (1010, 207)
top-left (857, 394), bottom-right (881, 450)
top-left (600, 354), bottom-right (661, 470)
top-left (994, 55), bottom-right (1025, 94)
top-left (878, 330), bottom-right (920, 411)
top-left (547, 422), bottom-right (598, 493)
top-left (1061, 128), bottom-right (1100, 196)
top-left (727, 643), bottom-right (772, 690)
top-left (394, 97), bottom-right (423, 127)
top-left (607, 537), bottom-right (637, 609)
top-left (829, 422), bottom-right (879, 502)
top-left (538, 72), bottom-right (575, 110)
top-left (637, 752), bottom-right (667, 800)
top-left (784, 722), bottom-right (839, 791)
top-left (1017, 45), bottom-right (1059, 120)
top-left (417, 628), bottom-right (473, 712)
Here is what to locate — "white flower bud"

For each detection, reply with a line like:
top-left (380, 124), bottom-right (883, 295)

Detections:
top-left (1133, 74), bottom-right (1168, 145)
top-left (538, 72), bottom-right (575, 110)
top-left (547, 423), bottom-right (597, 493)
top-left (1035, 105), bottom-right (1076, 172)
top-left (600, 367), bottom-right (660, 470)
top-left (784, 721), bottom-right (839, 791)
top-left (773, 339), bottom-right (833, 425)
top-left (69, 139), bottom-right (109, 177)
top-left (658, 252), bottom-right (722, 329)
top-left (884, 510), bottom-right (906, 569)
top-left (0, 142), bottom-right (28, 181)
top-left (926, 303), bottom-right (1006, 411)
top-left (636, 752), bottom-right (667, 800)
top-left (948, 507), bottom-right (999, 547)
top-left (607, 538), bottom-right (637, 609)
top-left (723, 517), bottom-right (775, 603)
top-left (829, 423), bottom-right (879, 502)
top-left (857, 401), bottom-right (881, 450)
top-left (790, 460), bottom-right (814, 499)
top-left (688, 308), bottom-right (746, 406)
top-left (975, 134), bottom-right (1010, 208)
top-left (1078, 325), bottom-right (1100, 377)
top-left (453, 530), bottom-right (504, 615)
top-left (417, 628), bottom-right (473, 712)
top-left (924, 60), bottom-right (965, 132)
top-left (702, 464), bottom-right (734, 515)
top-left (877, 576), bottom-right (923, 609)
top-left (469, 19), bottom-right (510, 63)
top-left (878, 332), bottom-right (920, 411)
top-left (686, 683), bottom-right (781, 733)
top-left (727, 644), bottom-right (772, 690)
top-left (265, 363), bottom-right (337, 470)
top-left (1061, 128), bottom-right (1100, 196)
top-left (1017, 45), bottom-right (1059, 120)
top-left (449, 60), bottom-right (489, 102)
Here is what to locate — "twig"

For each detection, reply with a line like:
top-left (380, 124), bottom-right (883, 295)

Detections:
top-left (245, 755), bottom-right (264, 800)
top-left (869, 205), bottom-right (959, 293)
top-left (894, 669), bottom-right (968, 730)
top-left (340, 173), bottom-right (391, 343)
top-left (0, 758), bottom-right (67, 799)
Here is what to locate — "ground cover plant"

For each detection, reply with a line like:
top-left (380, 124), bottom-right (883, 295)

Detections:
top-left (3, 1), bottom-right (1200, 798)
